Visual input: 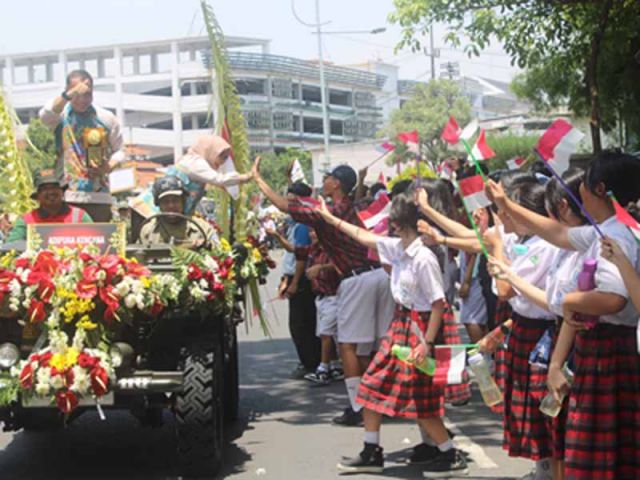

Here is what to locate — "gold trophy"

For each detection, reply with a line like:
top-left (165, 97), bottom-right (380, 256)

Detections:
top-left (82, 127), bottom-right (107, 170)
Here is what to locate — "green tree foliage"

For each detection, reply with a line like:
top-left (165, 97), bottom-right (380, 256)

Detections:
top-left (483, 133), bottom-right (538, 171)
top-left (382, 80), bottom-right (472, 167)
top-left (245, 148), bottom-right (313, 200)
top-left (23, 118), bottom-right (57, 172)
top-left (389, 0), bottom-right (640, 152)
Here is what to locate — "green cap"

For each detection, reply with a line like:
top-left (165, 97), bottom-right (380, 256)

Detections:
top-left (31, 168), bottom-right (67, 199)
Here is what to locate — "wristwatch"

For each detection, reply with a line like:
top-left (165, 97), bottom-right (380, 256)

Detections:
top-left (61, 90), bottom-right (72, 101)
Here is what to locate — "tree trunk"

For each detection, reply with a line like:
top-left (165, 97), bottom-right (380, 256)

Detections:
top-left (586, 0), bottom-right (614, 153)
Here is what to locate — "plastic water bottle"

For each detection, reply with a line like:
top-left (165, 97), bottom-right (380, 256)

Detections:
top-left (540, 364), bottom-right (574, 417)
top-left (391, 344), bottom-right (435, 376)
top-left (467, 351), bottom-right (502, 406)
top-left (575, 259), bottom-right (598, 328)
top-left (479, 319), bottom-right (513, 354)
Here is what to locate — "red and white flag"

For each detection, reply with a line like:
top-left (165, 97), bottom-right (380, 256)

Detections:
top-left (507, 156), bottom-right (526, 170)
top-left (441, 116), bottom-right (478, 145)
top-left (433, 346), bottom-right (467, 386)
top-left (375, 141), bottom-right (396, 155)
top-left (437, 162), bottom-right (454, 180)
top-left (470, 129), bottom-right (495, 161)
top-left (397, 130), bottom-right (419, 154)
top-left (536, 119), bottom-right (584, 175)
top-left (377, 172), bottom-right (387, 186)
top-left (357, 192), bottom-right (391, 230)
top-left (612, 197), bottom-right (640, 244)
top-left (458, 175), bottom-right (491, 211)
top-left (289, 158), bottom-right (306, 183)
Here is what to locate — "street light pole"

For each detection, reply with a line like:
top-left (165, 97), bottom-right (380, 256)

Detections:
top-left (315, 0), bottom-right (331, 170)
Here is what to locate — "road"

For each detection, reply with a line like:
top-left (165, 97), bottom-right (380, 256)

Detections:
top-left (0, 251), bottom-right (531, 479)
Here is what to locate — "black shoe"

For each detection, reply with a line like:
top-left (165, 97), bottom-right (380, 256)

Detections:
top-left (422, 449), bottom-right (468, 478)
top-left (332, 407), bottom-right (363, 427)
top-left (337, 443), bottom-right (384, 473)
top-left (408, 443), bottom-right (440, 465)
top-left (304, 369), bottom-right (331, 386)
top-left (289, 364), bottom-right (310, 380)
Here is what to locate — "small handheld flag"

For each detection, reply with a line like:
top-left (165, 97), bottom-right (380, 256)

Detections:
top-left (289, 158), bottom-right (306, 183)
top-left (459, 175), bottom-right (492, 211)
top-left (609, 192), bottom-right (640, 244)
top-left (536, 119), bottom-right (584, 175)
top-left (507, 156), bottom-right (526, 170)
top-left (357, 192), bottom-right (391, 230)
top-left (470, 129), bottom-right (496, 161)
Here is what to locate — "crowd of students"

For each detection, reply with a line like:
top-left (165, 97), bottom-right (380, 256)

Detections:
top-left (252, 151), bottom-right (640, 480)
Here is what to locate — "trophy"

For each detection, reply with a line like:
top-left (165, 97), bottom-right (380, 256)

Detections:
top-left (82, 127), bottom-right (107, 170)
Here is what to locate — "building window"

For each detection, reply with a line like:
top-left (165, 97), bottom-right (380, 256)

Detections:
top-left (330, 119), bottom-right (344, 136)
top-left (245, 110), bottom-right (270, 130)
top-left (156, 52), bottom-right (172, 73)
top-left (104, 57), bottom-right (117, 78)
top-left (122, 56), bottom-right (135, 76)
top-left (303, 117), bottom-right (323, 135)
top-left (236, 79), bottom-right (266, 96)
top-left (272, 78), bottom-right (293, 99)
top-left (13, 65), bottom-right (29, 84)
top-left (84, 59), bottom-right (99, 78)
top-left (273, 112), bottom-right (293, 131)
top-left (32, 63), bottom-right (48, 83)
top-left (329, 89), bottom-right (351, 107)
top-left (302, 85), bottom-right (322, 103)
top-left (354, 91), bottom-right (376, 108)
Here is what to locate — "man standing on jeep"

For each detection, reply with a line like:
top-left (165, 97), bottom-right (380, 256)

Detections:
top-left (139, 175), bottom-right (216, 247)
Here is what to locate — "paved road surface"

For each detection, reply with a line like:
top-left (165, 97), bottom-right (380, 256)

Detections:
top-left (0, 251), bottom-right (531, 479)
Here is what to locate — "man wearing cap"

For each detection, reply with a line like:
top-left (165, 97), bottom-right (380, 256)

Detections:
top-left (39, 69), bottom-right (125, 193)
top-left (139, 175), bottom-right (215, 247)
top-left (6, 169), bottom-right (93, 243)
top-left (252, 159), bottom-right (394, 426)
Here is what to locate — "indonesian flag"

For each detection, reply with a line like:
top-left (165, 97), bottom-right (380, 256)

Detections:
top-left (289, 158), bottom-right (306, 183)
top-left (536, 119), bottom-right (584, 175)
top-left (507, 156), bottom-right (526, 170)
top-left (433, 346), bottom-right (467, 386)
top-left (377, 172), bottom-right (387, 186)
top-left (220, 121), bottom-right (240, 200)
top-left (441, 116), bottom-right (478, 145)
top-left (375, 141), bottom-right (396, 155)
top-left (470, 129), bottom-right (495, 161)
top-left (458, 175), bottom-right (491, 211)
top-left (357, 192), bottom-right (391, 230)
top-left (397, 130), bottom-right (419, 154)
top-left (437, 162), bottom-right (455, 180)
top-left (612, 197), bottom-right (640, 244)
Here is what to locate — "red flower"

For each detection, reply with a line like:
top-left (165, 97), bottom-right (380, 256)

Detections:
top-left (187, 264), bottom-right (203, 281)
top-left (125, 262), bottom-right (150, 278)
top-left (76, 279), bottom-right (98, 300)
top-left (38, 351), bottom-right (53, 367)
top-left (0, 270), bottom-right (17, 293)
top-left (77, 352), bottom-right (98, 369)
top-left (99, 285), bottom-right (119, 310)
top-left (218, 267), bottom-right (229, 280)
top-left (223, 257), bottom-right (234, 269)
top-left (15, 258), bottom-right (31, 269)
top-left (55, 390), bottom-right (79, 413)
top-left (27, 272), bottom-right (55, 302)
top-left (149, 301), bottom-right (164, 316)
top-left (64, 368), bottom-right (75, 388)
top-left (104, 305), bottom-right (119, 323)
top-left (90, 367), bottom-right (109, 397)
top-left (79, 252), bottom-right (95, 263)
top-left (27, 300), bottom-right (47, 323)
top-left (19, 363), bottom-right (34, 389)
top-left (99, 255), bottom-right (124, 282)
top-left (32, 251), bottom-right (59, 276)
top-left (82, 265), bottom-right (100, 283)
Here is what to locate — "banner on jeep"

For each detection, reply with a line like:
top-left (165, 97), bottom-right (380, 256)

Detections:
top-left (26, 223), bottom-right (127, 256)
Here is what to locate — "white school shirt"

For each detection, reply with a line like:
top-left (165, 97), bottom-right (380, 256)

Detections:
top-left (545, 249), bottom-right (585, 317)
top-left (508, 236), bottom-right (559, 320)
top-left (568, 216), bottom-right (640, 326)
top-left (490, 224), bottom-right (521, 295)
top-left (377, 237), bottom-right (445, 312)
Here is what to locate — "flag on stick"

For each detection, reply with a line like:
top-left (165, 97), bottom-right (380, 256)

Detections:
top-left (397, 130), bottom-right (419, 154)
top-left (441, 117), bottom-right (478, 145)
top-left (536, 119), bottom-right (584, 175)
top-left (507, 156), bottom-right (526, 170)
top-left (357, 192), bottom-right (391, 230)
top-left (458, 175), bottom-right (492, 211)
top-left (377, 172), bottom-right (387, 186)
top-left (289, 158), bottom-right (306, 183)
top-left (433, 346), bottom-right (467, 386)
top-left (610, 193), bottom-right (640, 244)
top-left (375, 141), bottom-right (396, 155)
top-left (470, 129), bottom-right (495, 161)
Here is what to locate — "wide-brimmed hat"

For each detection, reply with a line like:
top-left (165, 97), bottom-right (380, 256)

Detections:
top-left (31, 169), bottom-right (67, 199)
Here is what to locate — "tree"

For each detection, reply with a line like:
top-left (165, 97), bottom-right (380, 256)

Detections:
top-left (244, 148), bottom-right (313, 200)
top-left (382, 79), bottom-right (472, 167)
top-left (22, 118), bottom-right (57, 172)
top-left (483, 133), bottom-right (539, 170)
top-left (389, 0), bottom-right (640, 152)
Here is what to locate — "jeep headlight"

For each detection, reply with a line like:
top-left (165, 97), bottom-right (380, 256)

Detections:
top-left (0, 343), bottom-right (20, 370)
top-left (109, 342), bottom-right (134, 369)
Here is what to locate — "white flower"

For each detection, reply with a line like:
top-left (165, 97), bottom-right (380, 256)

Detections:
top-left (199, 278), bottom-right (208, 289)
top-left (71, 366), bottom-right (90, 394)
top-left (36, 367), bottom-right (51, 385)
top-left (48, 330), bottom-right (69, 354)
top-left (203, 256), bottom-right (218, 272)
top-left (124, 294), bottom-right (137, 309)
top-left (50, 374), bottom-right (65, 390)
top-left (35, 382), bottom-right (50, 397)
top-left (115, 281), bottom-right (130, 297)
top-left (9, 279), bottom-right (22, 297)
top-left (72, 329), bottom-right (86, 351)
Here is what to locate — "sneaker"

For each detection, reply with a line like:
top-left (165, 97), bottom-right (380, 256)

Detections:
top-left (337, 443), bottom-right (384, 473)
top-left (332, 407), bottom-right (363, 427)
top-left (408, 443), bottom-right (440, 465)
top-left (304, 370), bottom-right (331, 386)
top-left (289, 364), bottom-right (310, 380)
top-left (330, 367), bottom-right (344, 381)
top-left (422, 449), bottom-right (469, 478)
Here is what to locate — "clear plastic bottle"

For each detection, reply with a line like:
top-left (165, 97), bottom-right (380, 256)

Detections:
top-left (467, 351), bottom-right (503, 406)
top-left (391, 344), bottom-right (436, 376)
top-left (540, 364), bottom-right (574, 417)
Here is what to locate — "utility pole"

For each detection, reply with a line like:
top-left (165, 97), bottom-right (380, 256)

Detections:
top-left (423, 24), bottom-right (439, 81)
top-left (315, 0), bottom-right (331, 169)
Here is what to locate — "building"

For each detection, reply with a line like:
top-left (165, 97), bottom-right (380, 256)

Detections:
top-left (1, 35), bottom-right (391, 164)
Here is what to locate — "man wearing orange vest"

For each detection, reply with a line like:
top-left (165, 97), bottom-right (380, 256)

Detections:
top-left (6, 169), bottom-right (93, 243)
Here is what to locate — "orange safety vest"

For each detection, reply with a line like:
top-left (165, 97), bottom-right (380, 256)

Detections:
top-left (23, 206), bottom-right (85, 224)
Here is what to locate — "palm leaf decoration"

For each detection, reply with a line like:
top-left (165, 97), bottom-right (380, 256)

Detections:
top-left (200, 0), bottom-right (251, 242)
top-left (0, 89), bottom-right (36, 215)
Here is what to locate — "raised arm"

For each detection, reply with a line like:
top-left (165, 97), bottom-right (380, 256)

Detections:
top-left (253, 156), bottom-right (289, 212)
top-left (315, 198), bottom-right (379, 250)
top-left (267, 227), bottom-right (294, 252)
top-left (417, 220), bottom-right (483, 254)
top-left (486, 180), bottom-right (573, 250)
top-left (602, 236), bottom-right (640, 312)
top-left (415, 189), bottom-right (475, 239)
top-left (488, 257), bottom-right (548, 310)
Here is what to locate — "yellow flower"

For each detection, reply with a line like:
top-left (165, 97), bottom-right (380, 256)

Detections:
top-left (66, 348), bottom-right (79, 366)
top-left (50, 353), bottom-right (66, 371)
top-left (141, 277), bottom-right (151, 288)
top-left (220, 238), bottom-right (232, 253)
top-left (76, 314), bottom-right (98, 331)
top-left (252, 248), bottom-right (262, 262)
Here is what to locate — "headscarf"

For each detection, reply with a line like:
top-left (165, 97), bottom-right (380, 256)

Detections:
top-left (187, 135), bottom-right (231, 169)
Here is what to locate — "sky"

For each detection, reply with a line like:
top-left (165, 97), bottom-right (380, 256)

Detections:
top-left (0, 0), bottom-right (518, 83)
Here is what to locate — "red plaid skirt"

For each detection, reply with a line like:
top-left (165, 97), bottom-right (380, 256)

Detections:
top-left (442, 304), bottom-right (472, 404)
top-left (564, 324), bottom-right (640, 480)
top-left (550, 320), bottom-right (568, 461)
top-left (502, 313), bottom-right (554, 460)
top-left (490, 300), bottom-right (512, 415)
top-left (357, 306), bottom-right (444, 419)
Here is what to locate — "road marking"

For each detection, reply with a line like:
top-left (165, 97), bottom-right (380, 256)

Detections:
top-left (444, 417), bottom-right (498, 469)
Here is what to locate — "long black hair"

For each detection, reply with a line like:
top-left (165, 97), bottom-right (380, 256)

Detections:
top-left (388, 192), bottom-right (419, 232)
top-left (511, 181), bottom-right (548, 217)
top-left (544, 167), bottom-right (586, 223)
top-left (583, 151), bottom-right (640, 207)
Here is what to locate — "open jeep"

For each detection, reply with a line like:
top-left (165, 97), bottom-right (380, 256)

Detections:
top-left (0, 211), bottom-right (261, 477)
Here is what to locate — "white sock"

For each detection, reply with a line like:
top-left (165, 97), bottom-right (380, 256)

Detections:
top-left (317, 362), bottom-right (329, 372)
top-left (420, 427), bottom-right (436, 446)
top-left (345, 376), bottom-right (363, 412)
top-left (364, 430), bottom-right (380, 445)
top-left (330, 360), bottom-right (342, 369)
top-left (437, 439), bottom-right (454, 452)
top-left (535, 458), bottom-right (552, 479)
